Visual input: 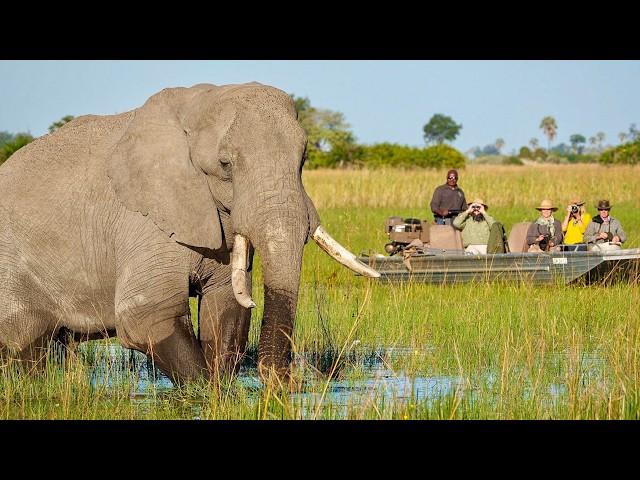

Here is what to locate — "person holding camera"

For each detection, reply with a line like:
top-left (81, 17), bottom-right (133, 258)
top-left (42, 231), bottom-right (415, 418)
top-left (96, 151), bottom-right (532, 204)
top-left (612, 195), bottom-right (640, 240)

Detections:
top-left (584, 200), bottom-right (626, 252)
top-left (430, 169), bottom-right (467, 225)
top-left (453, 198), bottom-right (496, 254)
top-left (526, 199), bottom-right (563, 252)
top-left (561, 197), bottom-right (592, 249)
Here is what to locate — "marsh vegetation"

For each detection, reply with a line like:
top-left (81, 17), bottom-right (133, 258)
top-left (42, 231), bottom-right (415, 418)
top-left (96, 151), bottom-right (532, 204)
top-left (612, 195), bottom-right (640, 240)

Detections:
top-left (2, 165), bottom-right (639, 419)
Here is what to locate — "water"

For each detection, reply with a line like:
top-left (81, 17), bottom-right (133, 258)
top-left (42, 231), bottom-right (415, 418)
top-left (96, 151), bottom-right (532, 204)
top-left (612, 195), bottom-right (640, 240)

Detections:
top-left (80, 342), bottom-right (609, 418)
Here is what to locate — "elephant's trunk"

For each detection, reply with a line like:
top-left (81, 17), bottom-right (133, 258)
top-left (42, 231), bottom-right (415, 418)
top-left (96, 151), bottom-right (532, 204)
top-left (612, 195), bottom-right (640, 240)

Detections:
top-left (230, 173), bottom-right (379, 377)
top-left (248, 211), bottom-right (306, 377)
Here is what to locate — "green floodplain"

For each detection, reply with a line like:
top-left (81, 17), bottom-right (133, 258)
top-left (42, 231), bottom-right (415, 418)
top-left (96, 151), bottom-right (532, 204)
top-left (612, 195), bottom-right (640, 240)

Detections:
top-left (1, 165), bottom-right (639, 419)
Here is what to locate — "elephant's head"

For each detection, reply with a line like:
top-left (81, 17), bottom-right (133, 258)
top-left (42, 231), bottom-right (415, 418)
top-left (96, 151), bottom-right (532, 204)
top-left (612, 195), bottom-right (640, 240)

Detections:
top-left (108, 82), bottom-right (378, 376)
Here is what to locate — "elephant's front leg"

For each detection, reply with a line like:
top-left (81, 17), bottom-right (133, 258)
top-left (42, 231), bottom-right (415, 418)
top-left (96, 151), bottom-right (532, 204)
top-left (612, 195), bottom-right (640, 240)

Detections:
top-left (114, 250), bottom-right (209, 385)
top-left (198, 273), bottom-right (252, 380)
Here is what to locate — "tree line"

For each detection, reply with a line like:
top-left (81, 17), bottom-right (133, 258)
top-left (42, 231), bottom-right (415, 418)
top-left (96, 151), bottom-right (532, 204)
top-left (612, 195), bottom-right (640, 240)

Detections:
top-left (1, 103), bottom-right (639, 169)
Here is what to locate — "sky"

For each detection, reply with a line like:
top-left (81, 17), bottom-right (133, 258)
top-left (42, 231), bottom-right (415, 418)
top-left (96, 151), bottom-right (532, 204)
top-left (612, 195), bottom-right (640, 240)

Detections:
top-left (1, 60), bottom-right (639, 154)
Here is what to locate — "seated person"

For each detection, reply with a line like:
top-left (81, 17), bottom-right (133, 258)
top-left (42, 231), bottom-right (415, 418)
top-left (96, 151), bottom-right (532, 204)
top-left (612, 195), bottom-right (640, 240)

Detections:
top-left (430, 169), bottom-right (467, 225)
top-left (584, 199), bottom-right (626, 251)
top-left (526, 199), bottom-right (563, 252)
top-left (561, 196), bottom-right (592, 250)
top-left (452, 198), bottom-right (495, 254)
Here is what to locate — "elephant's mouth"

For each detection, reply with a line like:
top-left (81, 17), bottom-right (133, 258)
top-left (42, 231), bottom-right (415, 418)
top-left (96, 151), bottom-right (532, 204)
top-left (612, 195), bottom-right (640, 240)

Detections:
top-left (230, 227), bottom-right (379, 308)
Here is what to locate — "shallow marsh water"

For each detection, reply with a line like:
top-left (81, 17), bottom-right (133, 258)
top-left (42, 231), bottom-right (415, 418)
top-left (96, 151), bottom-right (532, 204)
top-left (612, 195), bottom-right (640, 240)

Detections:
top-left (81, 342), bottom-right (611, 419)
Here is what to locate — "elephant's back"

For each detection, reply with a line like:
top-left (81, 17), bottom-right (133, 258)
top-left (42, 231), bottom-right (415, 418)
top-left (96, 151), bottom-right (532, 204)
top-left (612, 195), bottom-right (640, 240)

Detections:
top-left (0, 112), bottom-right (133, 213)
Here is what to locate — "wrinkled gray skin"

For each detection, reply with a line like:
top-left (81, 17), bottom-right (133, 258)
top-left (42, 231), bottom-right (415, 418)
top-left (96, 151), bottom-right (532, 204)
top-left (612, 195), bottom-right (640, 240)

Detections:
top-left (0, 83), bottom-right (322, 384)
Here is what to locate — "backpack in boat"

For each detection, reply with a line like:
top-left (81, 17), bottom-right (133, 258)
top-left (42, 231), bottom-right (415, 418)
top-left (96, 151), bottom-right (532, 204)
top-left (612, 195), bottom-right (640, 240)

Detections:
top-left (487, 222), bottom-right (509, 254)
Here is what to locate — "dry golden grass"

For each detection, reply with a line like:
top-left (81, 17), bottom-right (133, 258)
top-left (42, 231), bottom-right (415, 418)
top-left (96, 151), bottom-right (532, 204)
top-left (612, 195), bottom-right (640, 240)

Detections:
top-left (303, 164), bottom-right (640, 210)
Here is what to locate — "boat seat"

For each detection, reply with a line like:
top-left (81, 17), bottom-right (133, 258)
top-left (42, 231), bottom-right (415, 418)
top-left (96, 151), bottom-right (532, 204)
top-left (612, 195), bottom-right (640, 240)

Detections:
top-left (429, 224), bottom-right (464, 250)
top-left (507, 222), bottom-right (532, 253)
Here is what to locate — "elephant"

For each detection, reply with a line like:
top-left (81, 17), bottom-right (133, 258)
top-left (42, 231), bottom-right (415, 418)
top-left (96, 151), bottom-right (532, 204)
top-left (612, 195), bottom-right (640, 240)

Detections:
top-left (0, 82), bottom-right (379, 385)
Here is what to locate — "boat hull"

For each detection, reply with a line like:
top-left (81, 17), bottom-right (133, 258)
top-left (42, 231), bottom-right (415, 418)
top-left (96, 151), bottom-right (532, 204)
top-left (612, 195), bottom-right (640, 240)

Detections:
top-left (358, 249), bottom-right (640, 285)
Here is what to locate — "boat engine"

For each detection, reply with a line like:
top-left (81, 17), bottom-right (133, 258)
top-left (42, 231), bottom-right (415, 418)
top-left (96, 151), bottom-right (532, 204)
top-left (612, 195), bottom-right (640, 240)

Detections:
top-left (384, 216), bottom-right (431, 255)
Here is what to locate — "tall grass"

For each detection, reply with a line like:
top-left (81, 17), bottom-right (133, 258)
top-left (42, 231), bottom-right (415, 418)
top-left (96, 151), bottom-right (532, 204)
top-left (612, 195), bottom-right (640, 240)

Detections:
top-left (2, 165), bottom-right (639, 419)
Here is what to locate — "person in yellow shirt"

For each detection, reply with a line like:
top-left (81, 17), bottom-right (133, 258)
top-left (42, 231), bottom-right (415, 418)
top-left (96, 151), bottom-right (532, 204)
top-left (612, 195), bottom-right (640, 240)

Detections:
top-left (561, 197), bottom-right (592, 251)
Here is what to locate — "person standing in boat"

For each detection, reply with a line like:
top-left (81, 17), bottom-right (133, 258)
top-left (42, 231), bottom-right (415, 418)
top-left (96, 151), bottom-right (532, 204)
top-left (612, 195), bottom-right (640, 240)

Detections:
top-left (561, 196), bottom-right (592, 250)
top-left (526, 199), bottom-right (563, 252)
top-left (453, 198), bottom-right (496, 254)
top-left (584, 200), bottom-right (626, 252)
top-left (430, 169), bottom-right (467, 225)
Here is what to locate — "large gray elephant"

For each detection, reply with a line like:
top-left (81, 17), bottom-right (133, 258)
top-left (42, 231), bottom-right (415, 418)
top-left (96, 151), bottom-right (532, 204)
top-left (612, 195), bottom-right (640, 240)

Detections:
top-left (0, 83), bottom-right (378, 384)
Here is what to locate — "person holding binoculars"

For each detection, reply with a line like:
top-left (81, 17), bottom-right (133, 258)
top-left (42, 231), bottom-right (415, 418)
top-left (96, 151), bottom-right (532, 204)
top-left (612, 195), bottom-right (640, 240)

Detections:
top-left (561, 197), bottom-right (592, 248)
top-left (453, 198), bottom-right (496, 254)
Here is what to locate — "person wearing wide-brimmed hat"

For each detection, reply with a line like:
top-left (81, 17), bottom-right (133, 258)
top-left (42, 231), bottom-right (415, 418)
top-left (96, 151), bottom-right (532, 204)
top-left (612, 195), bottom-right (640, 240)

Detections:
top-left (453, 198), bottom-right (499, 254)
top-left (430, 169), bottom-right (467, 225)
top-left (584, 200), bottom-right (626, 251)
top-left (561, 196), bottom-right (592, 246)
top-left (526, 199), bottom-right (563, 252)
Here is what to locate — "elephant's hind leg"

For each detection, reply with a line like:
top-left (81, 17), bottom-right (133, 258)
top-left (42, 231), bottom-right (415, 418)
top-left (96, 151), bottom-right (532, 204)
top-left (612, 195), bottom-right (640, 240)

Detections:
top-left (0, 305), bottom-right (59, 373)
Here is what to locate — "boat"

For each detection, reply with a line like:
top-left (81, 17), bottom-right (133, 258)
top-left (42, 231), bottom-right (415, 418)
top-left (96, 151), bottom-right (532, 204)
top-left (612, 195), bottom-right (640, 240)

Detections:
top-left (358, 248), bottom-right (640, 285)
top-left (355, 217), bottom-right (640, 285)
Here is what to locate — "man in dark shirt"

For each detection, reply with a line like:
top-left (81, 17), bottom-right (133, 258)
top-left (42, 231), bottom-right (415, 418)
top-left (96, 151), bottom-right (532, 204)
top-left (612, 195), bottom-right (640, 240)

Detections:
top-left (430, 169), bottom-right (467, 225)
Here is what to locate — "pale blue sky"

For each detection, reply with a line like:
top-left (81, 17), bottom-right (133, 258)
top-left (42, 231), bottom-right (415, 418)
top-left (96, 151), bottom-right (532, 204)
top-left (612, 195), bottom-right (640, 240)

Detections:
top-left (1, 60), bottom-right (639, 153)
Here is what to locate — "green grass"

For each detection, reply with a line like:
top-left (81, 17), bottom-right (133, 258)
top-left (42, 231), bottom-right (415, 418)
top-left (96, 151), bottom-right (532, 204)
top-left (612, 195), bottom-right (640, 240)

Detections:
top-left (2, 165), bottom-right (640, 419)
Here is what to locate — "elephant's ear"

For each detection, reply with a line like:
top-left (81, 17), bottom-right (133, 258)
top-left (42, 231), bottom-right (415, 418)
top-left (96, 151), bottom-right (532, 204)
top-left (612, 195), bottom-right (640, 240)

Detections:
top-left (108, 88), bottom-right (223, 251)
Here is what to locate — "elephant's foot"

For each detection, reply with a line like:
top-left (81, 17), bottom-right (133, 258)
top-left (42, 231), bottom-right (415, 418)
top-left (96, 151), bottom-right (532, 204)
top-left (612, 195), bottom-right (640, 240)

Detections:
top-left (257, 358), bottom-right (292, 389)
top-left (118, 314), bottom-right (209, 386)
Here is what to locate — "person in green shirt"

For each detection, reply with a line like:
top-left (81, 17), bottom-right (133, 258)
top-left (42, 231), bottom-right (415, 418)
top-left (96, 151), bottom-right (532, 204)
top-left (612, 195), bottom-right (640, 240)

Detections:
top-left (453, 198), bottom-right (496, 254)
top-left (561, 196), bottom-right (592, 250)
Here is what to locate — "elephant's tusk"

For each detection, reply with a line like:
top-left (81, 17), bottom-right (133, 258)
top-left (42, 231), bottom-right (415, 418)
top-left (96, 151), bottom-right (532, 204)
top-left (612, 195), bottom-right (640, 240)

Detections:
top-left (311, 225), bottom-right (380, 278)
top-left (231, 234), bottom-right (256, 308)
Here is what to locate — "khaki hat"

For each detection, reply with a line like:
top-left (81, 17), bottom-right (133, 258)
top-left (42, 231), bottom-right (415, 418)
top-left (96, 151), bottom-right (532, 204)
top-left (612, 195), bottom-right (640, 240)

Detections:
top-left (535, 199), bottom-right (558, 211)
top-left (596, 199), bottom-right (612, 210)
top-left (569, 197), bottom-right (585, 206)
top-left (470, 198), bottom-right (488, 209)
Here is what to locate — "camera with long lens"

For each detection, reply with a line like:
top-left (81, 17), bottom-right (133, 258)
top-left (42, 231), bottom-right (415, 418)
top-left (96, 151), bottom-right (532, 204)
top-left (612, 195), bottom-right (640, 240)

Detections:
top-left (539, 234), bottom-right (550, 251)
top-left (570, 204), bottom-right (579, 214)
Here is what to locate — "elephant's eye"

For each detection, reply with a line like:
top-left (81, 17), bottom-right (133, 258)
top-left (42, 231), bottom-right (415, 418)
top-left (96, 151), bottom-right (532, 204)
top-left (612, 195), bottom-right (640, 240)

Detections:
top-left (219, 157), bottom-right (232, 180)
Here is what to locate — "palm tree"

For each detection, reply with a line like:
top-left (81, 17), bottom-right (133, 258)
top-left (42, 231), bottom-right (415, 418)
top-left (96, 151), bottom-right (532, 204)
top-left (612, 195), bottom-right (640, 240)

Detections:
top-left (596, 131), bottom-right (606, 149)
top-left (529, 138), bottom-right (539, 151)
top-left (495, 138), bottom-right (505, 154)
top-left (589, 136), bottom-right (597, 152)
top-left (539, 116), bottom-right (558, 152)
top-left (618, 132), bottom-right (627, 144)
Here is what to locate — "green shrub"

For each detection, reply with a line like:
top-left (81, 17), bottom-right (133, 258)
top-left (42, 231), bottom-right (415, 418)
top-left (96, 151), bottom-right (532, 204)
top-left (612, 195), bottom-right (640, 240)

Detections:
top-left (533, 148), bottom-right (548, 161)
top-left (519, 146), bottom-right (531, 158)
top-left (0, 133), bottom-right (34, 165)
top-left (599, 140), bottom-right (640, 165)
top-left (502, 156), bottom-right (524, 165)
top-left (545, 154), bottom-right (563, 164)
top-left (564, 153), bottom-right (598, 164)
top-left (357, 143), bottom-right (466, 169)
